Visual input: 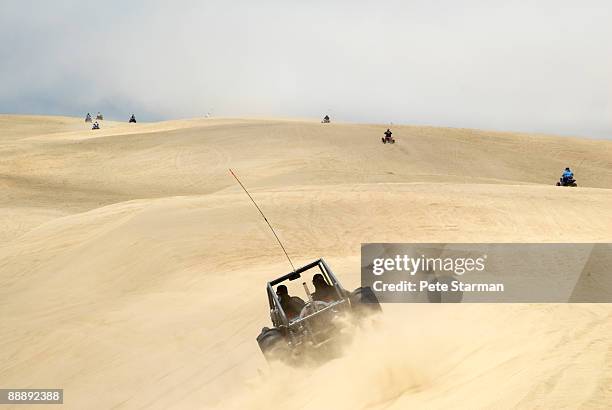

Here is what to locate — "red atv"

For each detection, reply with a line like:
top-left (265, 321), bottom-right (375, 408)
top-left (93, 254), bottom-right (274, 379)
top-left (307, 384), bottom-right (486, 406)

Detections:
top-left (382, 130), bottom-right (395, 144)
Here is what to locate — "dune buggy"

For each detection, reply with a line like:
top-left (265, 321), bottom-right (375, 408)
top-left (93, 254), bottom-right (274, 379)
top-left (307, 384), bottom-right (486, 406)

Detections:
top-left (256, 258), bottom-right (381, 363)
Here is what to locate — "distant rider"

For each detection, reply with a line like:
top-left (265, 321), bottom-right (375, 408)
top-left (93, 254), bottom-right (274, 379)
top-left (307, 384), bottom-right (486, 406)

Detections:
top-left (276, 285), bottom-right (305, 321)
top-left (384, 128), bottom-right (392, 140)
top-left (562, 167), bottom-right (574, 181)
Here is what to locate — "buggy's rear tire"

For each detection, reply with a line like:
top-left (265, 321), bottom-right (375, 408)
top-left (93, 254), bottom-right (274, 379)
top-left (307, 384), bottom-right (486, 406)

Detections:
top-left (256, 327), bottom-right (290, 362)
top-left (351, 286), bottom-right (382, 317)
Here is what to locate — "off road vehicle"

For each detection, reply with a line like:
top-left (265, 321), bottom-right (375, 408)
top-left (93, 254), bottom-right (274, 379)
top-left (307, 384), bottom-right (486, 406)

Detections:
top-left (382, 129), bottom-right (395, 144)
top-left (556, 176), bottom-right (577, 187)
top-left (256, 258), bottom-right (381, 363)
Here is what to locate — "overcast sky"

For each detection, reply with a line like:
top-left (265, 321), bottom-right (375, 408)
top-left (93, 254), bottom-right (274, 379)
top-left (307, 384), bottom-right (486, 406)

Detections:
top-left (1, 0), bottom-right (611, 137)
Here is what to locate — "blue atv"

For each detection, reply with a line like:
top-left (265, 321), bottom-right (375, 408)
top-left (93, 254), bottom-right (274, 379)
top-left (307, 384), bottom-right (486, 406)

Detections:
top-left (557, 175), bottom-right (577, 187)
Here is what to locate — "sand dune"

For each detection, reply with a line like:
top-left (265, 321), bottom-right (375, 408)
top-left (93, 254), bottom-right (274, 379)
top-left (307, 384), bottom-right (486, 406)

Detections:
top-left (0, 115), bottom-right (611, 409)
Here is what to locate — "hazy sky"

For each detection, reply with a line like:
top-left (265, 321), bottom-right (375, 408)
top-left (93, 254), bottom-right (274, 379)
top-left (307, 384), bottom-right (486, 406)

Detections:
top-left (1, 0), bottom-right (611, 137)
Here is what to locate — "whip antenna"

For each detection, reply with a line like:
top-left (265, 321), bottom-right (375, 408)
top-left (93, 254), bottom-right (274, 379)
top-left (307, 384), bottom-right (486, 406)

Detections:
top-left (229, 169), bottom-right (295, 271)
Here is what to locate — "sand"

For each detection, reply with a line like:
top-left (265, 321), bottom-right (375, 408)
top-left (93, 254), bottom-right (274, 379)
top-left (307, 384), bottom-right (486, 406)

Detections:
top-left (0, 115), bottom-right (611, 409)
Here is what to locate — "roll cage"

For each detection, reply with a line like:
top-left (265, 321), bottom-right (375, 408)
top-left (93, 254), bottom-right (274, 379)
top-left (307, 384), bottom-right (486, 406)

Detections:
top-left (266, 258), bottom-right (348, 327)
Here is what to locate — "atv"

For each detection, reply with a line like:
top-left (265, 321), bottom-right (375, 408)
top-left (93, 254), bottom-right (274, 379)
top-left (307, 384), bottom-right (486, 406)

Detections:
top-left (91, 122), bottom-right (100, 130)
top-left (556, 176), bottom-right (577, 187)
top-left (129, 115), bottom-right (137, 123)
top-left (85, 114), bottom-right (92, 123)
top-left (382, 134), bottom-right (395, 144)
top-left (321, 117), bottom-right (330, 124)
top-left (96, 113), bottom-right (104, 120)
top-left (256, 258), bottom-right (381, 364)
